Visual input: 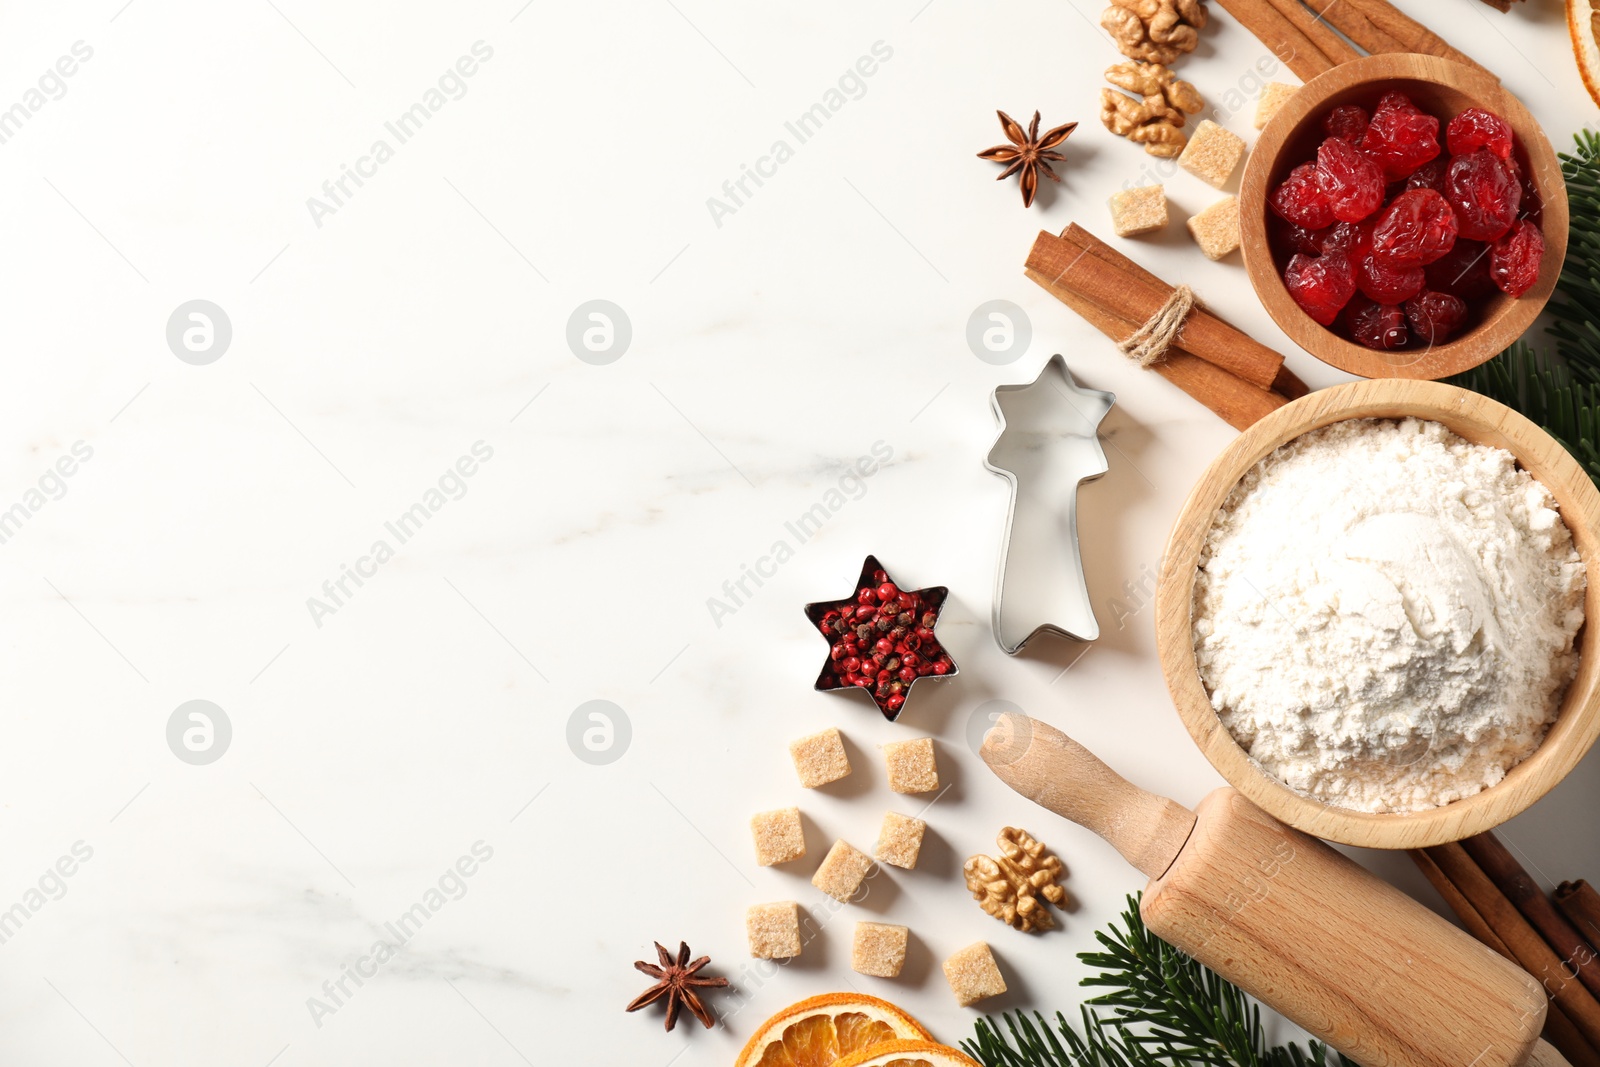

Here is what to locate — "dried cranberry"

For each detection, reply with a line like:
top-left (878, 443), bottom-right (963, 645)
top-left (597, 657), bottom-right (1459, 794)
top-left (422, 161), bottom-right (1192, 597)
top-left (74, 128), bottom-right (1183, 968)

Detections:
top-left (1404, 291), bottom-right (1469, 344)
top-left (1446, 107), bottom-right (1513, 160)
top-left (1361, 93), bottom-right (1441, 180)
top-left (1346, 295), bottom-right (1408, 350)
top-left (1317, 136), bottom-right (1385, 222)
top-left (1405, 158), bottom-right (1446, 194)
top-left (1272, 162), bottom-right (1338, 230)
top-left (1356, 252), bottom-right (1425, 304)
top-left (1489, 219), bottom-right (1545, 297)
top-left (1284, 248), bottom-right (1357, 326)
top-left (1446, 150), bottom-right (1521, 242)
top-left (1323, 104), bottom-right (1370, 144)
top-left (1322, 220), bottom-right (1373, 259)
top-left (1424, 239), bottom-right (1497, 300)
top-left (1270, 215), bottom-right (1329, 255)
top-left (1371, 189), bottom-right (1458, 268)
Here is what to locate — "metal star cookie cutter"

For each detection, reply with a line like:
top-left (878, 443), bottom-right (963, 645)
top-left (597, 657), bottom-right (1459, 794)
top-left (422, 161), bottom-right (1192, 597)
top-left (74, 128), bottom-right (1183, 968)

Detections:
top-left (984, 354), bottom-right (1114, 654)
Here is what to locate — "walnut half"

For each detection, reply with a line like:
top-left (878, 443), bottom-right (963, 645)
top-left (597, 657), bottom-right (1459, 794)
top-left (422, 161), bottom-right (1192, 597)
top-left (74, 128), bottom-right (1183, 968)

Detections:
top-left (963, 827), bottom-right (1070, 933)
top-left (1101, 60), bottom-right (1203, 158)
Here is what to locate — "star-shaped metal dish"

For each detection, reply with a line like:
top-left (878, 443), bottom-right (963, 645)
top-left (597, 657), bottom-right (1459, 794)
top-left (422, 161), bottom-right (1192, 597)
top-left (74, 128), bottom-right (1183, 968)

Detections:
top-left (804, 555), bottom-right (958, 722)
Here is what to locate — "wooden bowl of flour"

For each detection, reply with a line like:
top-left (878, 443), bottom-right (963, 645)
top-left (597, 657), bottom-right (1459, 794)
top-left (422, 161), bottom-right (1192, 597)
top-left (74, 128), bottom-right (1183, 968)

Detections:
top-left (1155, 379), bottom-right (1600, 849)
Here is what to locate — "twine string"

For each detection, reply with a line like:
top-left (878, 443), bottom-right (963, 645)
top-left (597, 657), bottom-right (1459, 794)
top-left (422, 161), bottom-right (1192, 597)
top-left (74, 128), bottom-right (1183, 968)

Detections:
top-left (1116, 285), bottom-right (1199, 367)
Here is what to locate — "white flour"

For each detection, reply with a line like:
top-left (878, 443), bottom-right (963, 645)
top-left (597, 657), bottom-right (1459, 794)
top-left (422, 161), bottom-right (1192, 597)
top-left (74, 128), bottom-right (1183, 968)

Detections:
top-left (1192, 418), bottom-right (1586, 813)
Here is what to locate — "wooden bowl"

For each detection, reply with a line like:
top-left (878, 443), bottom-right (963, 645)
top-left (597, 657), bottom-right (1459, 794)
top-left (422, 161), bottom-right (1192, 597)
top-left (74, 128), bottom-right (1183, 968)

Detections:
top-left (1155, 380), bottom-right (1600, 849)
top-left (1240, 54), bottom-right (1568, 381)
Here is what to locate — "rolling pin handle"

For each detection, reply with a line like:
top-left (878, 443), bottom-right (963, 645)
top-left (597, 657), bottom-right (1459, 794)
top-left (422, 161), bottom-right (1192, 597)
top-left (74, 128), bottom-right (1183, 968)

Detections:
top-left (1526, 1039), bottom-right (1572, 1067)
top-left (981, 713), bottom-right (1196, 880)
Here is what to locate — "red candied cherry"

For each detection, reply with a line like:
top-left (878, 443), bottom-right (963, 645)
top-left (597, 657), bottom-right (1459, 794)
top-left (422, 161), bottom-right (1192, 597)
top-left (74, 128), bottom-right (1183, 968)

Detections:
top-left (1324, 104), bottom-right (1370, 144)
top-left (1489, 220), bottom-right (1545, 297)
top-left (1271, 162), bottom-right (1338, 230)
top-left (1371, 189), bottom-right (1458, 268)
top-left (1356, 252), bottom-right (1425, 304)
top-left (1270, 215), bottom-right (1328, 256)
top-left (1321, 220), bottom-right (1373, 259)
top-left (1446, 150), bottom-right (1521, 242)
top-left (1317, 136), bottom-right (1385, 222)
top-left (1360, 92), bottom-right (1441, 180)
top-left (1403, 291), bottom-right (1469, 344)
top-left (1285, 249), bottom-right (1357, 326)
top-left (1423, 239), bottom-right (1496, 300)
top-left (1346, 296), bottom-right (1408, 350)
top-left (1405, 158), bottom-right (1447, 194)
top-left (1446, 107), bottom-right (1513, 160)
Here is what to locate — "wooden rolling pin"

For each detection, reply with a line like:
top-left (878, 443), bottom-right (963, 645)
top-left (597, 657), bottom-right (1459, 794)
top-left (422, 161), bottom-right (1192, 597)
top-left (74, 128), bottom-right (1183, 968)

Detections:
top-left (982, 713), bottom-right (1567, 1067)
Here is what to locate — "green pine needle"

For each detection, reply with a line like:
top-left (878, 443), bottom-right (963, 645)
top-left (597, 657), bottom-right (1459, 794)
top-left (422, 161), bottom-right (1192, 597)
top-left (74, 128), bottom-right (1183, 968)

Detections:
top-left (1448, 130), bottom-right (1600, 482)
top-left (961, 895), bottom-right (1358, 1067)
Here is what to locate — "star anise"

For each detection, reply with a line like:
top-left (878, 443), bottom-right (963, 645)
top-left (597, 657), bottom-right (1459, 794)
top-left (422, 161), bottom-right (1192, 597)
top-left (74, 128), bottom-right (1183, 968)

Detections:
top-left (977, 110), bottom-right (1078, 207)
top-left (625, 941), bottom-right (729, 1031)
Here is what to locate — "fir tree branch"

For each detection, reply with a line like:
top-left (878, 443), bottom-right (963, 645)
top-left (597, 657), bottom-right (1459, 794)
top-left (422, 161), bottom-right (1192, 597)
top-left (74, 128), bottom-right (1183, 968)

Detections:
top-left (961, 896), bottom-right (1358, 1067)
top-left (1448, 130), bottom-right (1600, 483)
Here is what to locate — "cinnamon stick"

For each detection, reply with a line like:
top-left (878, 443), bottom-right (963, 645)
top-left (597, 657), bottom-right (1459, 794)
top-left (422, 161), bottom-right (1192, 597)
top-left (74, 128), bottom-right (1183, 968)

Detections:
top-left (1262, 0), bottom-right (1361, 67)
top-left (1301, 0), bottom-right (1406, 56)
top-left (1024, 267), bottom-right (1289, 431)
top-left (1041, 225), bottom-right (1286, 390)
top-left (1334, 0), bottom-right (1490, 74)
top-left (1425, 842), bottom-right (1600, 1049)
top-left (1558, 882), bottom-right (1600, 948)
top-left (1461, 834), bottom-right (1600, 1001)
top-left (1212, 0), bottom-right (1338, 81)
top-left (1412, 851), bottom-right (1600, 1067)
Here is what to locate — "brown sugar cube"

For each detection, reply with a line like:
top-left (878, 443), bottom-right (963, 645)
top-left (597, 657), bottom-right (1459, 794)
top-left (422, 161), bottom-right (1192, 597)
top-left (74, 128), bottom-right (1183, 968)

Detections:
top-left (873, 811), bottom-right (927, 870)
top-left (746, 901), bottom-right (803, 959)
top-left (750, 807), bottom-right (806, 867)
top-left (1177, 120), bottom-right (1246, 189)
top-left (1187, 196), bottom-right (1240, 261)
top-left (943, 941), bottom-right (1007, 1006)
top-left (788, 727), bottom-right (851, 788)
top-left (1108, 185), bottom-right (1169, 238)
top-left (852, 922), bottom-right (910, 978)
top-left (883, 737), bottom-right (939, 794)
top-left (1254, 82), bottom-right (1297, 130)
top-left (812, 839), bottom-right (874, 903)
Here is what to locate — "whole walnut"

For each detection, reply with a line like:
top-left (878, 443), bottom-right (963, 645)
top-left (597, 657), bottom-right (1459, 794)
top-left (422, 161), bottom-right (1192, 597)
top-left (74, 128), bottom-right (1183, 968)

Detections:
top-left (1102, 0), bottom-right (1208, 65)
top-left (1100, 86), bottom-right (1192, 158)
top-left (964, 827), bottom-right (1070, 933)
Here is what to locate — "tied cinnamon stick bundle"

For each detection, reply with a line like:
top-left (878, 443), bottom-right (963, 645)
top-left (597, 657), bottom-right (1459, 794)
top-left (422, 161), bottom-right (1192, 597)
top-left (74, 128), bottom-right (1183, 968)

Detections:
top-left (1030, 226), bottom-right (1286, 390)
top-left (1025, 226), bottom-right (1304, 431)
top-left (1024, 266), bottom-right (1287, 431)
top-left (1417, 843), bottom-right (1600, 1051)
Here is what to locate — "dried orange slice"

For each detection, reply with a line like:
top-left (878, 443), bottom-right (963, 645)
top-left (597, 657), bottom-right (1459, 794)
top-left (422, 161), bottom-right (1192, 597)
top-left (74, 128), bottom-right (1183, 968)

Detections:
top-left (833, 1040), bottom-right (983, 1067)
top-left (733, 993), bottom-right (933, 1067)
top-left (1568, 0), bottom-right (1600, 107)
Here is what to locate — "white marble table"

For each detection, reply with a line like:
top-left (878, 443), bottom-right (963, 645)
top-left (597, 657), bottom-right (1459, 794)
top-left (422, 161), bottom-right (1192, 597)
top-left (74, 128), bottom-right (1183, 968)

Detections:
top-left (1, 1), bottom-right (1596, 1063)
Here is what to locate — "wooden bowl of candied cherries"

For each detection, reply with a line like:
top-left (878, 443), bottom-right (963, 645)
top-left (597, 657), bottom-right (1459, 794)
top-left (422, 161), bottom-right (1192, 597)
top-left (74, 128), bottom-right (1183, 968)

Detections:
top-left (1240, 54), bottom-right (1568, 380)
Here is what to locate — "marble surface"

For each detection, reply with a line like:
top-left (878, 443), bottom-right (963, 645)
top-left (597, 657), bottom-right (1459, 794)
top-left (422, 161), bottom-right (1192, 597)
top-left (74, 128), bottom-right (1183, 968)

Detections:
top-left (2, 1), bottom-right (1599, 1063)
